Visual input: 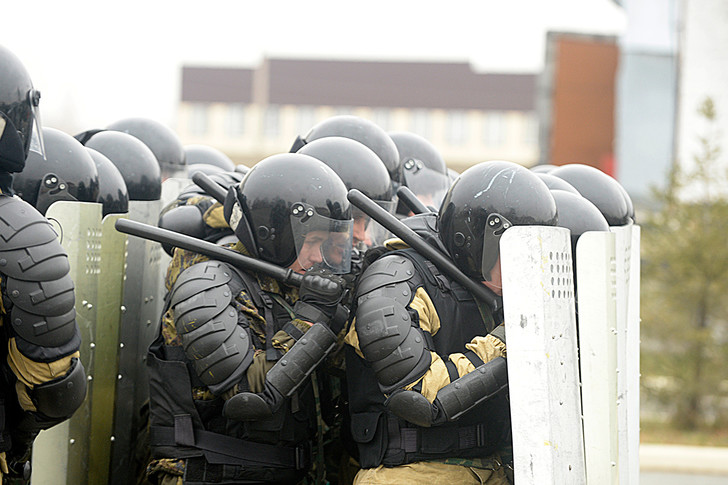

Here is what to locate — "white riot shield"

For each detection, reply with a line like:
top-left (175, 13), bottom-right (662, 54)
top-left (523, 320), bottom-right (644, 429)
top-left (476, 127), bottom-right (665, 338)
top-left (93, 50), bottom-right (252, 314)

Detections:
top-left (611, 224), bottom-right (640, 484)
top-left (576, 231), bottom-right (618, 484)
top-left (110, 198), bottom-right (164, 485)
top-left (32, 201), bottom-right (103, 485)
top-left (501, 226), bottom-right (586, 484)
top-left (609, 224), bottom-right (639, 485)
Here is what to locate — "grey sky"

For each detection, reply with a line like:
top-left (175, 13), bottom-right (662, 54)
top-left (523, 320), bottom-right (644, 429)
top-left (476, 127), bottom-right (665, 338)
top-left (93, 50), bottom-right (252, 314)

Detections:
top-left (4, 0), bottom-right (625, 134)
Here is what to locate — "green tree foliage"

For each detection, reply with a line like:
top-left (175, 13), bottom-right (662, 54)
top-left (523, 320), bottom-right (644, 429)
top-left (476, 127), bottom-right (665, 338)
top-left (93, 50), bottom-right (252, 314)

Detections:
top-left (641, 97), bottom-right (728, 429)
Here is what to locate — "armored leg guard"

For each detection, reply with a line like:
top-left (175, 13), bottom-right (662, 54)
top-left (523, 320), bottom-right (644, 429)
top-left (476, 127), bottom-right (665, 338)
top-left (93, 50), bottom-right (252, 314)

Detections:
top-left (386, 356), bottom-right (508, 427)
top-left (224, 322), bottom-right (337, 421)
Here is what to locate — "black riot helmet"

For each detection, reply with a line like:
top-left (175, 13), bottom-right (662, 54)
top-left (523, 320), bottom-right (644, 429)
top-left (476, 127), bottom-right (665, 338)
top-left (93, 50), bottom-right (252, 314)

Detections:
top-left (439, 160), bottom-right (557, 281)
top-left (0, 45), bottom-right (44, 173)
top-left (389, 131), bottom-right (450, 212)
top-left (550, 189), bottom-right (609, 254)
top-left (84, 130), bottom-right (162, 201)
top-left (550, 164), bottom-right (631, 226)
top-left (297, 136), bottom-right (395, 248)
top-left (292, 115), bottom-right (402, 185)
top-left (535, 172), bottom-right (581, 195)
top-left (14, 127), bottom-right (99, 214)
top-left (223, 153), bottom-right (354, 274)
top-left (106, 117), bottom-right (186, 179)
top-left (85, 147), bottom-right (129, 216)
top-left (184, 144), bottom-right (236, 172)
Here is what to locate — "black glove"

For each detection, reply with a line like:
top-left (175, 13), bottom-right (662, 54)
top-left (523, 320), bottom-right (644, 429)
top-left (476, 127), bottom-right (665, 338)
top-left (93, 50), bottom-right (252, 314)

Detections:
top-left (293, 267), bottom-right (346, 325)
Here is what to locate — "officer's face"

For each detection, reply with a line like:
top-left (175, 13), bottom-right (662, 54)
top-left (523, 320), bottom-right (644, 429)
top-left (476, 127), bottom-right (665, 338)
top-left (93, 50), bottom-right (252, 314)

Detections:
top-left (353, 216), bottom-right (371, 248)
top-left (481, 257), bottom-right (503, 296)
top-left (290, 230), bottom-right (327, 274)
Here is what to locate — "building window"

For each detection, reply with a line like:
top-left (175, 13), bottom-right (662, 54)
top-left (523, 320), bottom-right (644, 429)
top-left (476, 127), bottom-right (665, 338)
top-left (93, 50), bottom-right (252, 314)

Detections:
top-left (226, 104), bottom-right (245, 137)
top-left (482, 111), bottom-right (506, 146)
top-left (371, 108), bottom-right (391, 131)
top-left (297, 106), bottom-right (317, 136)
top-left (263, 105), bottom-right (280, 138)
top-left (189, 104), bottom-right (208, 136)
top-left (523, 113), bottom-right (539, 146)
top-left (446, 110), bottom-right (467, 145)
top-left (409, 109), bottom-right (432, 139)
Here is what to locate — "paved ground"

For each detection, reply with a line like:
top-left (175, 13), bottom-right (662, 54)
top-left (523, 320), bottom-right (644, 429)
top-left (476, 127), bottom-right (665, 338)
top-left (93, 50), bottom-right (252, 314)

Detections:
top-left (640, 443), bottom-right (728, 475)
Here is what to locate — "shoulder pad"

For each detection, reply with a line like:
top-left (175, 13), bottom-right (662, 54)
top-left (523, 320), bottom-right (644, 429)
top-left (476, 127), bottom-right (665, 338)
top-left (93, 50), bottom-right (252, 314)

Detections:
top-left (11, 306), bottom-right (78, 349)
top-left (169, 260), bottom-right (235, 306)
top-left (0, 197), bottom-right (61, 251)
top-left (6, 273), bottom-right (75, 316)
top-left (0, 238), bottom-right (70, 281)
top-left (158, 204), bottom-right (207, 239)
top-left (356, 254), bottom-right (419, 308)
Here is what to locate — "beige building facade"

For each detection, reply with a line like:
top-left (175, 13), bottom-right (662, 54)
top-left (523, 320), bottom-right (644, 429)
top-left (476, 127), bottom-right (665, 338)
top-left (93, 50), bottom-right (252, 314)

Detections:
top-left (175, 59), bottom-right (539, 173)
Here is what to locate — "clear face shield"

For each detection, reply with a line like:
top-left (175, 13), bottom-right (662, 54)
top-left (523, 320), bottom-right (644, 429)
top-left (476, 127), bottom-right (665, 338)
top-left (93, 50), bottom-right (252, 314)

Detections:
top-left (480, 213), bottom-right (512, 281)
top-left (402, 159), bottom-right (451, 211)
top-left (290, 202), bottom-right (354, 274)
top-left (26, 89), bottom-right (45, 159)
top-left (352, 199), bottom-right (396, 251)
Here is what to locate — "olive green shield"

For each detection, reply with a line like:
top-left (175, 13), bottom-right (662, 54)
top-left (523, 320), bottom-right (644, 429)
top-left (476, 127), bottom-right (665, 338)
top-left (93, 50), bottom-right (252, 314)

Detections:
top-left (31, 201), bottom-right (103, 485)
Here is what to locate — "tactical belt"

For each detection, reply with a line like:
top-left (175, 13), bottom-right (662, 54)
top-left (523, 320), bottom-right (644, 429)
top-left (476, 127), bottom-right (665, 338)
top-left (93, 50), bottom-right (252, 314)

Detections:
top-left (387, 417), bottom-right (493, 457)
top-left (150, 418), bottom-right (310, 470)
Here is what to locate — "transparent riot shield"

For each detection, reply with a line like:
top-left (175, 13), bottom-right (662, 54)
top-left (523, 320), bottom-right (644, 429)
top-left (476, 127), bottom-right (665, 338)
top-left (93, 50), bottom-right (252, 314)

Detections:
top-left (611, 223), bottom-right (641, 484)
top-left (500, 226), bottom-right (586, 484)
top-left (576, 231), bottom-right (618, 484)
top-left (109, 198), bottom-right (164, 485)
top-left (31, 201), bottom-right (103, 485)
top-left (85, 211), bottom-right (128, 484)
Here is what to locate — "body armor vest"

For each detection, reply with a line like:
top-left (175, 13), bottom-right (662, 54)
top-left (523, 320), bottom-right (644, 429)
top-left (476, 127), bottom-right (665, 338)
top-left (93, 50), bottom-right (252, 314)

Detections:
top-left (347, 248), bottom-right (511, 468)
top-left (147, 268), bottom-right (317, 484)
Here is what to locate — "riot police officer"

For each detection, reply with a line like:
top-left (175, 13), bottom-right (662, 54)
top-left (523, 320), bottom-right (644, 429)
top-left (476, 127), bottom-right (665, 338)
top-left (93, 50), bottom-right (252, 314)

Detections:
top-left (144, 153), bottom-right (354, 484)
top-left (0, 44), bottom-right (86, 482)
top-left (296, 136), bottom-right (395, 250)
top-left (344, 161), bottom-right (558, 484)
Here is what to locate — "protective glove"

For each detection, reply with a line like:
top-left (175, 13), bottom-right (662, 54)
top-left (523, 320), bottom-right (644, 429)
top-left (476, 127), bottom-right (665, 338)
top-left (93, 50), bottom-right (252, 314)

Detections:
top-left (224, 322), bottom-right (337, 421)
top-left (385, 357), bottom-right (508, 427)
top-left (293, 267), bottom-right (346, 326)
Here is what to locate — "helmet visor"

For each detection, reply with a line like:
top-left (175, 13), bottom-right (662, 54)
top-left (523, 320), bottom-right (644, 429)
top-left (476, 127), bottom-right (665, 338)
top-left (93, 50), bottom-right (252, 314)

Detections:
top-left (290, 202), bottom-right (353, 274)
top-left (480, 213), bottom-right (512, 281)
top-left (27, 90), bottom-right (45, 159)
top-left (352, 199), bottom-right (396, 250)
top-left (402, 162), bottom-right (450, 210)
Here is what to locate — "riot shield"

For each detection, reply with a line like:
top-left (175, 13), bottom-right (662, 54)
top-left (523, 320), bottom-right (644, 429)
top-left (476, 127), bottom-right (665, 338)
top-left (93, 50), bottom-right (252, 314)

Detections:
top-left (109, 198), bottom-right (164, 485)
top-left (576, 231), bottom-right (618, 484)
top-left (31, 201), bottom-right (103, 485)
top-left (85, 211), bottom-right (128, 484)
top-left (501, 226), bottom-right (586, 484)
top-left (611, 223), bottom-right (641, 484)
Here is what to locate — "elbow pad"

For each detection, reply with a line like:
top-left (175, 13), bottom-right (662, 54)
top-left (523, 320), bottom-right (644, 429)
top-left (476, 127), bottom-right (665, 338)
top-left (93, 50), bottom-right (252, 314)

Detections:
top-left (170, 260), bottom-right (254, 395)
top-left (31, 356), bottom-right (87, 420)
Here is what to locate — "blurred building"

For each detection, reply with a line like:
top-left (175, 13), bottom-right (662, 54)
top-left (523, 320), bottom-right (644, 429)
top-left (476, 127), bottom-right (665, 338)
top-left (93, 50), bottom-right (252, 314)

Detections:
top-left (538, 32), bottom-right (620, 176)
top-left (175, 58), bottom-right (539, 173)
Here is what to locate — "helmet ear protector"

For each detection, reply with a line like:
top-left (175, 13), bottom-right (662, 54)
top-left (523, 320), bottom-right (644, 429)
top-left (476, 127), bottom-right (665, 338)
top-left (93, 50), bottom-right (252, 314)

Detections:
top-left (223, 186), bottom-right (258, 258)
top-left (0, 113), bottom-right (26, 171)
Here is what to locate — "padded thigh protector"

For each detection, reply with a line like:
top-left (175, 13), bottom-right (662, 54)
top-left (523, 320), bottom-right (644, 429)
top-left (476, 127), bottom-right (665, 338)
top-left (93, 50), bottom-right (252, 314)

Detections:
top-left (355, 254), bottom-right (431, 393)
top-left (0, 196), bottom-right (80, 361)
top-left (170, 261), bottom-right (254, 395)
